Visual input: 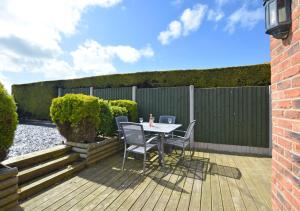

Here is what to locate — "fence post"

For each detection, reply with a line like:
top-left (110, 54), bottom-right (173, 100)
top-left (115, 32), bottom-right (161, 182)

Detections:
top-left (269, 85), bottom-right (272, 155)
top-left (189, 85), bottom-right (195, 145)
top-left (58, 87), bottom-right (62, 97)
top-left (89, 87), bottom-right (94, 96)
top-left (132, 86), bottom-right (137, 101)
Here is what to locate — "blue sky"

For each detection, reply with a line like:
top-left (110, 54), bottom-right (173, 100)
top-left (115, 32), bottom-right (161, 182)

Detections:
top-left (0, 0), bottom-right (269, 92)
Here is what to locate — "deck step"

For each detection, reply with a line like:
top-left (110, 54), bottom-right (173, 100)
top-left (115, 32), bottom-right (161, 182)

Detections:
top-left (18, 161), bottom-right (86, 200)
top-left (18, 153), bottom-right (80, 184)
top-left (3, 145), bottom-right (71, 169)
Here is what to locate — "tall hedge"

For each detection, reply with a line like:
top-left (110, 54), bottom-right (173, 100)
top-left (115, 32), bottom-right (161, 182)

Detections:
top-left (12, 64), bottom-right (270, 120)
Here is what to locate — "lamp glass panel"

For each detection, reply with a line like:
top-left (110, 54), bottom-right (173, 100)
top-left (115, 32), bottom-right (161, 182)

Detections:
top-left (266, 5), bottom-right (270, 29)
top-left (269, 0), bottom-right (277, 27)
top-left (278, 0), bottom-right (287, 23)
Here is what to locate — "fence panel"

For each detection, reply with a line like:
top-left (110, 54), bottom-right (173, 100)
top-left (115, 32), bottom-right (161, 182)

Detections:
top-left (93, 87), bottom-right (132, 100)
top-left (136, 86), bottom-right (190, 129)
top-left (194, 86), bottom-right (270, 148)
top-left (61, 87), bottom-right (90, 96)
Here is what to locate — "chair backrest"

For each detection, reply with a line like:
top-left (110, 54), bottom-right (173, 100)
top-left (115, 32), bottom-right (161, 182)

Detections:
top-left (115, 116), bottom-right (129, 131)
top-left (184, 120), bottom-right (196, 139)
top-left (121, 122), bottom-right (146, 146)
top-left (159, 115), bottom-right (176, 124)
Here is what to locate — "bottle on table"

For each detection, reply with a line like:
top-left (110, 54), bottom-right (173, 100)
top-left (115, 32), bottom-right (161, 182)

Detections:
top-left (149, 114), bottom-right (153, 127)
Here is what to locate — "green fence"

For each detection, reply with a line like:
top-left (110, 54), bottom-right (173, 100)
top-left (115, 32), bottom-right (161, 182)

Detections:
top-left (93, 87), bottom-right (132, 100)
top-left (136, 86), bottom-right (190, 129)
top-left (59, 85), bottom-right (270, 148)
top-left (194, 86), bottom-right (270, 147)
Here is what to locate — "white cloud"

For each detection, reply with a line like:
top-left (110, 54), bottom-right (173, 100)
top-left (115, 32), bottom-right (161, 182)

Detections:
top-left (158, 3), bottom-right (207, 45)
top-left (180, 4), bottom-right (208, 36)
top-left (0, 0), bottom-right (123, 88)
top-left (0, 73), bottom-right (12, 94)
top-left (39, 60), bottom-right (75, 79)
top-left (71, 40), bottom-right (154, 75)
top-left (158, 21), bottom-right (182, 45)
top-left (207, 9), bottom-right (224, 22)
top-left (0, 0), bottom-right (122, 56)
top-left (225, 6), bottom-right (264, 33)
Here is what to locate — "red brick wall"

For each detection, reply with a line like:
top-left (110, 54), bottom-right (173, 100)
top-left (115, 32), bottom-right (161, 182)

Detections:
top-left (271, 1), bottom-right (300, 210)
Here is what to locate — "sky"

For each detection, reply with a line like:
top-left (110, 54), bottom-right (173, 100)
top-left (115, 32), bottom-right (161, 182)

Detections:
top-left (0, 0), bottom-right (270, 93)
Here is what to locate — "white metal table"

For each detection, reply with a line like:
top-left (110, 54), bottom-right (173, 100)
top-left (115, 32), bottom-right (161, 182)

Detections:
top-left (141, 122), bottom-right (182, 166)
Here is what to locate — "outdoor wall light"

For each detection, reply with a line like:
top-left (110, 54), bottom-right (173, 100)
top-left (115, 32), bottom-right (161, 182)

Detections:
top-left (264, 0), bottom-right (292, 39)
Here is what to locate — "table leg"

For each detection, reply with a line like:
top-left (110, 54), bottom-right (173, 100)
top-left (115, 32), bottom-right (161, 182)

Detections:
top-left (158, 133), bottom-right (165, 166)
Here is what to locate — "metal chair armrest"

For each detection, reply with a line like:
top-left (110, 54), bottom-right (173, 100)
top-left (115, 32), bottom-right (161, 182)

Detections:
top-left (146, 136), bottom-right (159, 144)
top-left (174, 130), bottom-right (186, 133)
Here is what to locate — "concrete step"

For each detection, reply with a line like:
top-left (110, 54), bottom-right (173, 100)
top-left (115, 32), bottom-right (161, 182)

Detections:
top-left (18, 161), bottom-right (86, 200)
top-left (18, 153), bottom-right (80, 185)
top-left (3, 145), bottom-right (71, 170)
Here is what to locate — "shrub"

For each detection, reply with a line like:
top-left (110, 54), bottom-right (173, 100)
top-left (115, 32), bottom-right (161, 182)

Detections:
top-left (110, 106), bottom-right (128, 118)
top-left (98, 99), bottom-right (113, 136)
top-left (110, 106), bottom-right (128, 132)
top-left (0, 83), bottom-right (18, 161)
top-left (110, 100), bottom-right (137, 122)
top-left (50, 94), bottom-right (100, 143)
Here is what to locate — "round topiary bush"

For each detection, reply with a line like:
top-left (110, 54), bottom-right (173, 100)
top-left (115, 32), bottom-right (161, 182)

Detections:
top-left (0, 83), bottom-right (18, 161)
top-left (98, 99), bottom-right (113, 136)
top-left (50, 94), bottom-right (100, 143)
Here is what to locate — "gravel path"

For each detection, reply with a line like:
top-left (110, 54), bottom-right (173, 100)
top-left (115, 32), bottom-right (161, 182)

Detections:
top-left (7, 124), bottom-right (65, 158)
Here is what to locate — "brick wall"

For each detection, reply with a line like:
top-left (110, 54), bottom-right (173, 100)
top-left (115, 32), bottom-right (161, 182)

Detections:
top-left (270, 1), bottom-right (300, 210)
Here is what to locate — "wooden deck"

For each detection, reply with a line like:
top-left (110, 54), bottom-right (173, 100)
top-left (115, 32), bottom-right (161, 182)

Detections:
top-left (13, 151), bottom-right (271, 211)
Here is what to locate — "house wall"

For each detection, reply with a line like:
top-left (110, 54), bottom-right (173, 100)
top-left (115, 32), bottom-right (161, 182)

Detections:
top-left (270, 1), bottom-right (300, 210)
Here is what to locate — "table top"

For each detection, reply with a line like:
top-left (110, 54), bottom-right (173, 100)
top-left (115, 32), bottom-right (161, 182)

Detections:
top-left (141, 122), bottom-right (182, 133)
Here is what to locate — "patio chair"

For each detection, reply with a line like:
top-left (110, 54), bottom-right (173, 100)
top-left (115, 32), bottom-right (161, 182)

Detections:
top-left (164, 120), bottom-right (196, 160)
top-left (159, 115), bottom-right (176, 137)
top-left (121, 122), bottom-right (158, 173)
top-left (115, 116), bottom-right (128, 141)
top-left (159, 115), bottom-right (176, 124)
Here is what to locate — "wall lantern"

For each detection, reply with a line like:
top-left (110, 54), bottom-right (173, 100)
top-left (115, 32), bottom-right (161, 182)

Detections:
top-left (263, 0), bottom-right (292, 39)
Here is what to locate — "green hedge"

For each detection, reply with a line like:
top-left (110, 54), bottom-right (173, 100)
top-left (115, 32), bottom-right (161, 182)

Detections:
top-left (12, 64), bottom-right (270, 120)
top-left (0, 83), bottom-right (18, 160)
top-left (110, 100), bottom-right (137, 122)
top-left (110, 105), bottom-right (128, 132)
top-left (50, 94), bottom-right (100, 143)
top-left (110, 106), bottom-right (128, 118)
top-left (98, 99), bottom-right (113, 136)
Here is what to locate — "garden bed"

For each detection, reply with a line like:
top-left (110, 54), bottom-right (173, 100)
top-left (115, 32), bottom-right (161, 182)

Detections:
top-left (0, 165), bottom-right (18, 210)
top-left (65, 137), bottom-right (123, 166)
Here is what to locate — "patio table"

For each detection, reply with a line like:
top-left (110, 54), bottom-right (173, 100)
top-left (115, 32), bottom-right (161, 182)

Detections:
top-left (141, 122), bottom-right (182, 166)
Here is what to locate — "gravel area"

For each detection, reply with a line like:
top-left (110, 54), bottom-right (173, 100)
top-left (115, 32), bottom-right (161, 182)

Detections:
top-left (7, 123), bottom-right (65, 158)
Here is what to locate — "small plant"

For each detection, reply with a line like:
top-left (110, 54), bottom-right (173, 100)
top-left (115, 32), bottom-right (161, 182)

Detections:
top-left (0, 83), bottom-right (18, 161)
top-left (110, 100), bottom-right (137, 122)
top-left (50, 94), bottom-right (100, 143)
top-left (98, 99), bottom-right (113, 136)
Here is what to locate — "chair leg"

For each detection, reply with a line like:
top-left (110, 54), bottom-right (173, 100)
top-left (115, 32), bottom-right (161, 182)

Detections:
top-left (122, 148), bottom-right (127, 171)
top-left (189, 143), bottom-right (194, 159)
top-left (143, 153), bottom-right (146, 173)
top-left (182, 147), bottom-right (185, 160)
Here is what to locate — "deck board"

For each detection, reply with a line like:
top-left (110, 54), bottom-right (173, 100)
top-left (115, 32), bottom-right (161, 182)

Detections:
top-left (14, 150), bottom-right (272, 211)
